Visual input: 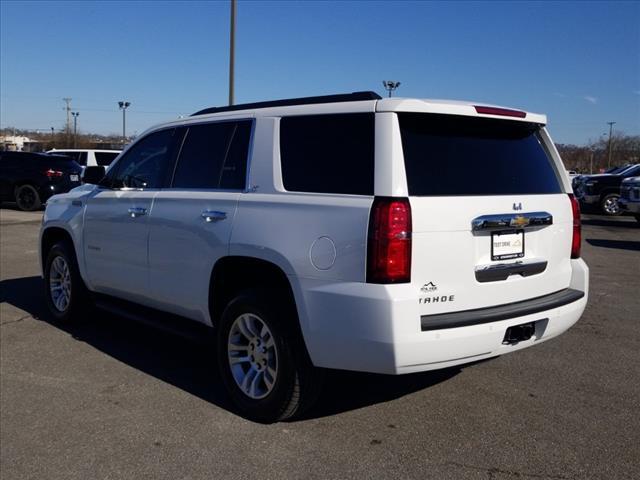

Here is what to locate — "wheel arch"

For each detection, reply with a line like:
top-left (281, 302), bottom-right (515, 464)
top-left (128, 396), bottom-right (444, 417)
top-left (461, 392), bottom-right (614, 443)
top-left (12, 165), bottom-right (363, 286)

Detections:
top-left (208, 255), bottom-right (315, 357)
top-left (209, 256), bottom-right (297, 327)
top-left (40, 226), bottom-right (76, 276)
top-left (599, 188), bottom-right (620, 201)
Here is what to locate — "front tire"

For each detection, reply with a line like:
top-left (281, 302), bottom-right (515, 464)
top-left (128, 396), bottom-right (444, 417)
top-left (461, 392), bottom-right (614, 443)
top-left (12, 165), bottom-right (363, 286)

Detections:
top-left (600, 193), bottom-right (621, 216)
top-left (15, 184), bottom-right (41, 211)
top-left (44, 241), bottom-right (90, 322)
top-left (216, 290), bottom-right (323, 423)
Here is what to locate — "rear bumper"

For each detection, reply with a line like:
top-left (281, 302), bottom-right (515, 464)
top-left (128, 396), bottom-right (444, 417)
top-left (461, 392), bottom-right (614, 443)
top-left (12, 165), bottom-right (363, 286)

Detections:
top-left (297, 259), bottom-right (588, 375)
top-left (618, 198), bottom-right (640, 213)
top-left (39, 180), bottom-right (81, 202)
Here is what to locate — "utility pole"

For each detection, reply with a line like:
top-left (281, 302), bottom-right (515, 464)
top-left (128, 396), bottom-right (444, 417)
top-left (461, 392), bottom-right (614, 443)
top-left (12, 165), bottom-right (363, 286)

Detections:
top-left (118, 101), bottom-right (131, 146)
top-left (228, 0), bottom-right (236, 106)
top-left (606, 121), bottom-right (616, 169)
top-left (62, 98), bottom-right (72, 133)
top-left (63, 98), bottom-right (72, 147)
top-left (71, 112), bottom-right (79, 148)
top-left (383, 80), bottom-right (401, 97)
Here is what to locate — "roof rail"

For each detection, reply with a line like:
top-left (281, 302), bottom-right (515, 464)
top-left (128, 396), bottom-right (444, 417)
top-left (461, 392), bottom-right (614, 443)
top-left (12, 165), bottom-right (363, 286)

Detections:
top-left (191, 91), bottom-right (382, 116)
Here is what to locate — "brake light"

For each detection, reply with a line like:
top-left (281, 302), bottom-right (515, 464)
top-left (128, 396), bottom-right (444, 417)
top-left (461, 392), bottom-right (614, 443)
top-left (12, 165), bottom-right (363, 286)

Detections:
top-left (474, 105), bottom-right (527, 118)
top-left (367, 197), bottom-right (412, 283)
top-left (569, 194), bottom-right (581, 258)
top-left (45, 169), bottom-right (64, 177)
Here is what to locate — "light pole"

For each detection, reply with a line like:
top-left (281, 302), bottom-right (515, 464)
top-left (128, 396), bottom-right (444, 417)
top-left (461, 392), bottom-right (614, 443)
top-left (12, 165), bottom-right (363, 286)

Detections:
top-left (383, 80), bottom-right (401, 97)
top-left (71, 112), bottom-right (79, 148)
top-left (228, 0), bottom-right (236, 105)
top-left (606, 121), bottom-right (616, 169)
top-left (118, 101), bottom-right (131, 146)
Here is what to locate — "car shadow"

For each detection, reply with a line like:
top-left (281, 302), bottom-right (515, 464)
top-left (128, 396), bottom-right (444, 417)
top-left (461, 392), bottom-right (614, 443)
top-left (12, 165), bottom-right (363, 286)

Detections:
top-left (582, 217), bottom-right (638, 229)
top-left (585, 238), bottom-right (640, 252)
top-left (0, 203), bottom-right (44, 212)
top-left (1, 275), bottom-right (462, 421)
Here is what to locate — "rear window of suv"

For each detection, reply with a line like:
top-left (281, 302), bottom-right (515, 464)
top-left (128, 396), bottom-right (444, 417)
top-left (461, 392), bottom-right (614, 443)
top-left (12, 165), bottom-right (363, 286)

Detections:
top-left (280, 113), bottom-right (374, 195)
top-left (398, 113), bottom-right (562, 196)
top-left (95, 152), bottom-right (120, 166)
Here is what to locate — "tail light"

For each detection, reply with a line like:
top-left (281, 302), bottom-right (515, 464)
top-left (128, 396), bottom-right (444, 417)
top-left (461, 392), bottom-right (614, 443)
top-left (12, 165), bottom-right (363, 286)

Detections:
top-left (367, 197), bottom-right (412, 283)
top-left (474, 105), bottom-right (526, 118)
top-left (45, 169), bottom-right (64, 177)
top-left (569, 194), bottom-right (581, 258)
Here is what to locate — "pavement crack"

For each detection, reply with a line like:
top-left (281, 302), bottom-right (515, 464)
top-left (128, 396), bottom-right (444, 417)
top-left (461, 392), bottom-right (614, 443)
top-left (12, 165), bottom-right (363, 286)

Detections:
top-left (0, 314), bottom-right (32, 326)
top-left (445, 461), bottom-right (573, 479)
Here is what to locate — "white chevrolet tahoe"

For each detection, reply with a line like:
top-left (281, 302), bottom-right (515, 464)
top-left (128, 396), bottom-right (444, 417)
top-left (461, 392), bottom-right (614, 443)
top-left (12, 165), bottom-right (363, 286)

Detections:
top-left (40, 92), bottom-right (589, 422)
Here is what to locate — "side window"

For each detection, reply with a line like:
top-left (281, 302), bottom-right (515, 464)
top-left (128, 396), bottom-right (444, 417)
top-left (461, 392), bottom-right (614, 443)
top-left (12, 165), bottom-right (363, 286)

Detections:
top-left (279, 113), bottom-right (375, 195)
top-left (171, 120), bottom-right (251, 189)
top-left (78, 152), bottom-right (88, 166)
top-left (95, 152), bottom-right (119, 166)
top-left (104, 129), bottom-right (175, 189)
top-left (221, 121), bottom-right (251, 189)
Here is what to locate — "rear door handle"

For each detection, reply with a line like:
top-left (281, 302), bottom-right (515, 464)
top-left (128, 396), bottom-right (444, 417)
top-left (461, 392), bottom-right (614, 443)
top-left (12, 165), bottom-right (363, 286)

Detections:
top-left (128, 207), bottom-right (147, 218)
top-left (201, 210), bottom-right (227, 222)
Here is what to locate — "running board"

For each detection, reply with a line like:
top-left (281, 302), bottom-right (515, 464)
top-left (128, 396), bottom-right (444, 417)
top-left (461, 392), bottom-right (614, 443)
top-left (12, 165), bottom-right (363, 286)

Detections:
top-left (94, 295), bottom-right (214, 344)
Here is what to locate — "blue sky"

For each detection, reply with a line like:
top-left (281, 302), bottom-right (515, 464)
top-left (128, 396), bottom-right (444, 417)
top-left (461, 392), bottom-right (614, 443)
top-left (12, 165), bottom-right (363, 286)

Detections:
top-left (1, 0), bottom-right (638, 145)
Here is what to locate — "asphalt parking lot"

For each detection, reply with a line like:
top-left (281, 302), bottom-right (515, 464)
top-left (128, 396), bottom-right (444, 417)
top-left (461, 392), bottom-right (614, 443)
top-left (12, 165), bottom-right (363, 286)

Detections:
top-left (1, 207), bottom-right (639, 480)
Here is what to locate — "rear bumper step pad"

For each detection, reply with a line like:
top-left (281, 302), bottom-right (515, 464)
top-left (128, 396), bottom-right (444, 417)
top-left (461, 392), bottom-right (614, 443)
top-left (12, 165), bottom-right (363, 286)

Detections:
top-left (421, 288), bottom-right (585, 331)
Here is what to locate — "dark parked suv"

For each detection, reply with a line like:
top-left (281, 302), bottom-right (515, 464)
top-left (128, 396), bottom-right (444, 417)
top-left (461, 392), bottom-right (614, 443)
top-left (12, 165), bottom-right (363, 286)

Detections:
top-left (573, 164), bottom-right (640, 215)
top-left (0, 151), bottom-right (82, 211)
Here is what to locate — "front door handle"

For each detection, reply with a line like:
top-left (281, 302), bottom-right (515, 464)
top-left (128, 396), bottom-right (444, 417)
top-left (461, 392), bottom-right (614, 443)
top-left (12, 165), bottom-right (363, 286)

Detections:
top-left (201, 210), bottom-right (227, 222)
top-left (128, 207), bottom-right (147, 218)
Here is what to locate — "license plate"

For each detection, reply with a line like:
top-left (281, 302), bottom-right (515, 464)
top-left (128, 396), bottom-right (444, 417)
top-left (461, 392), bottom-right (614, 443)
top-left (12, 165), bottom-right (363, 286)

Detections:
top-left (70, 174), bottom-right (79, 182)
top-left (491, 231), bottom-right (524, 261)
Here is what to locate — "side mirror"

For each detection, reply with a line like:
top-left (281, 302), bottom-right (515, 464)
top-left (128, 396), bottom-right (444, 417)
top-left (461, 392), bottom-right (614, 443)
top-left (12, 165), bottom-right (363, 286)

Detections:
top-left (82, 166), bottom-right (106, 185)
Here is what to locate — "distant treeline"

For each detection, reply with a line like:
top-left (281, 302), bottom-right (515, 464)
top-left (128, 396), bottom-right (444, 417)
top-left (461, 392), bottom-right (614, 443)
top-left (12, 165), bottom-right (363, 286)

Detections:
top-left (1, 127), bottom-right (128, 151)
top-left (555, 133), bottom-right (639, 173)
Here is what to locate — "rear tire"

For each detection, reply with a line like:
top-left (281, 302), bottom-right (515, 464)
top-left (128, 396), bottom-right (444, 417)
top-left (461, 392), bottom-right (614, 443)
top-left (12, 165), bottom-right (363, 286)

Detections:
top-left (600, 193), bottom-right (621, 216)
top-left (44, 241), bottom-right (91, 322)
top-left (15, 184), bottom-right (41, 211)
top-left (216, 289), bottom-right (323, 423)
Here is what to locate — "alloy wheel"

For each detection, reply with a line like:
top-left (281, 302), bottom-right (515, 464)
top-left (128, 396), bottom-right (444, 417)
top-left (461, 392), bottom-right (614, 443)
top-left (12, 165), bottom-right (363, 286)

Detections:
top-left (17, 186), bottom-right (36, 210)
top-left (227, 313), bottom-right (278, 400)
top-left (49, 256), bottom-right (72, 312)
top-left (603, 196), bottom-right (620, 215)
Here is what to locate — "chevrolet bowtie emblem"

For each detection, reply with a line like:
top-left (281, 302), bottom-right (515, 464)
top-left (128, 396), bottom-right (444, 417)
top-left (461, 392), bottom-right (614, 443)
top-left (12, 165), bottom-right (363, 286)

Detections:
top-left (510, 215), bottom-right (530, 227)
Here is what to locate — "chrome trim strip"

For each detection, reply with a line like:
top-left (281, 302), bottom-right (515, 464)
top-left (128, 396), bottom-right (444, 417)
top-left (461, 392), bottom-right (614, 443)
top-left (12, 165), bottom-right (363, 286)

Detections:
top-left (471, 211), bottom-right (553, 232)
top-left (475, 259), bottom-right (548, 283)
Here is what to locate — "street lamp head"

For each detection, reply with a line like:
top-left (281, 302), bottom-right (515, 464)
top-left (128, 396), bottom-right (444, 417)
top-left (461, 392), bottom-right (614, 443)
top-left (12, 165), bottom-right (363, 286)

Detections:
top-left (382, 80), bottom-right (401, 97)
top-left (118, 101), bottom-right (124, 108)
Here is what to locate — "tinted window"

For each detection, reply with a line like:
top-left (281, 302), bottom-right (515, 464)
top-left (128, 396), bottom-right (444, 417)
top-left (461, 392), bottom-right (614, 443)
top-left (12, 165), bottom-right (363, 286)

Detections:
top-left (104, 129), bottom-right (175, 189)
top-left (398, 113), bottom-right (562, 196)
top-left (622, 165), bottom-right (640, 177)
top-left (280, 113), bottom-right (374, 195)
top-left (171, 120), bottom-right (251, 189)
top-left (95, 152), bottom-right (119, 166)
